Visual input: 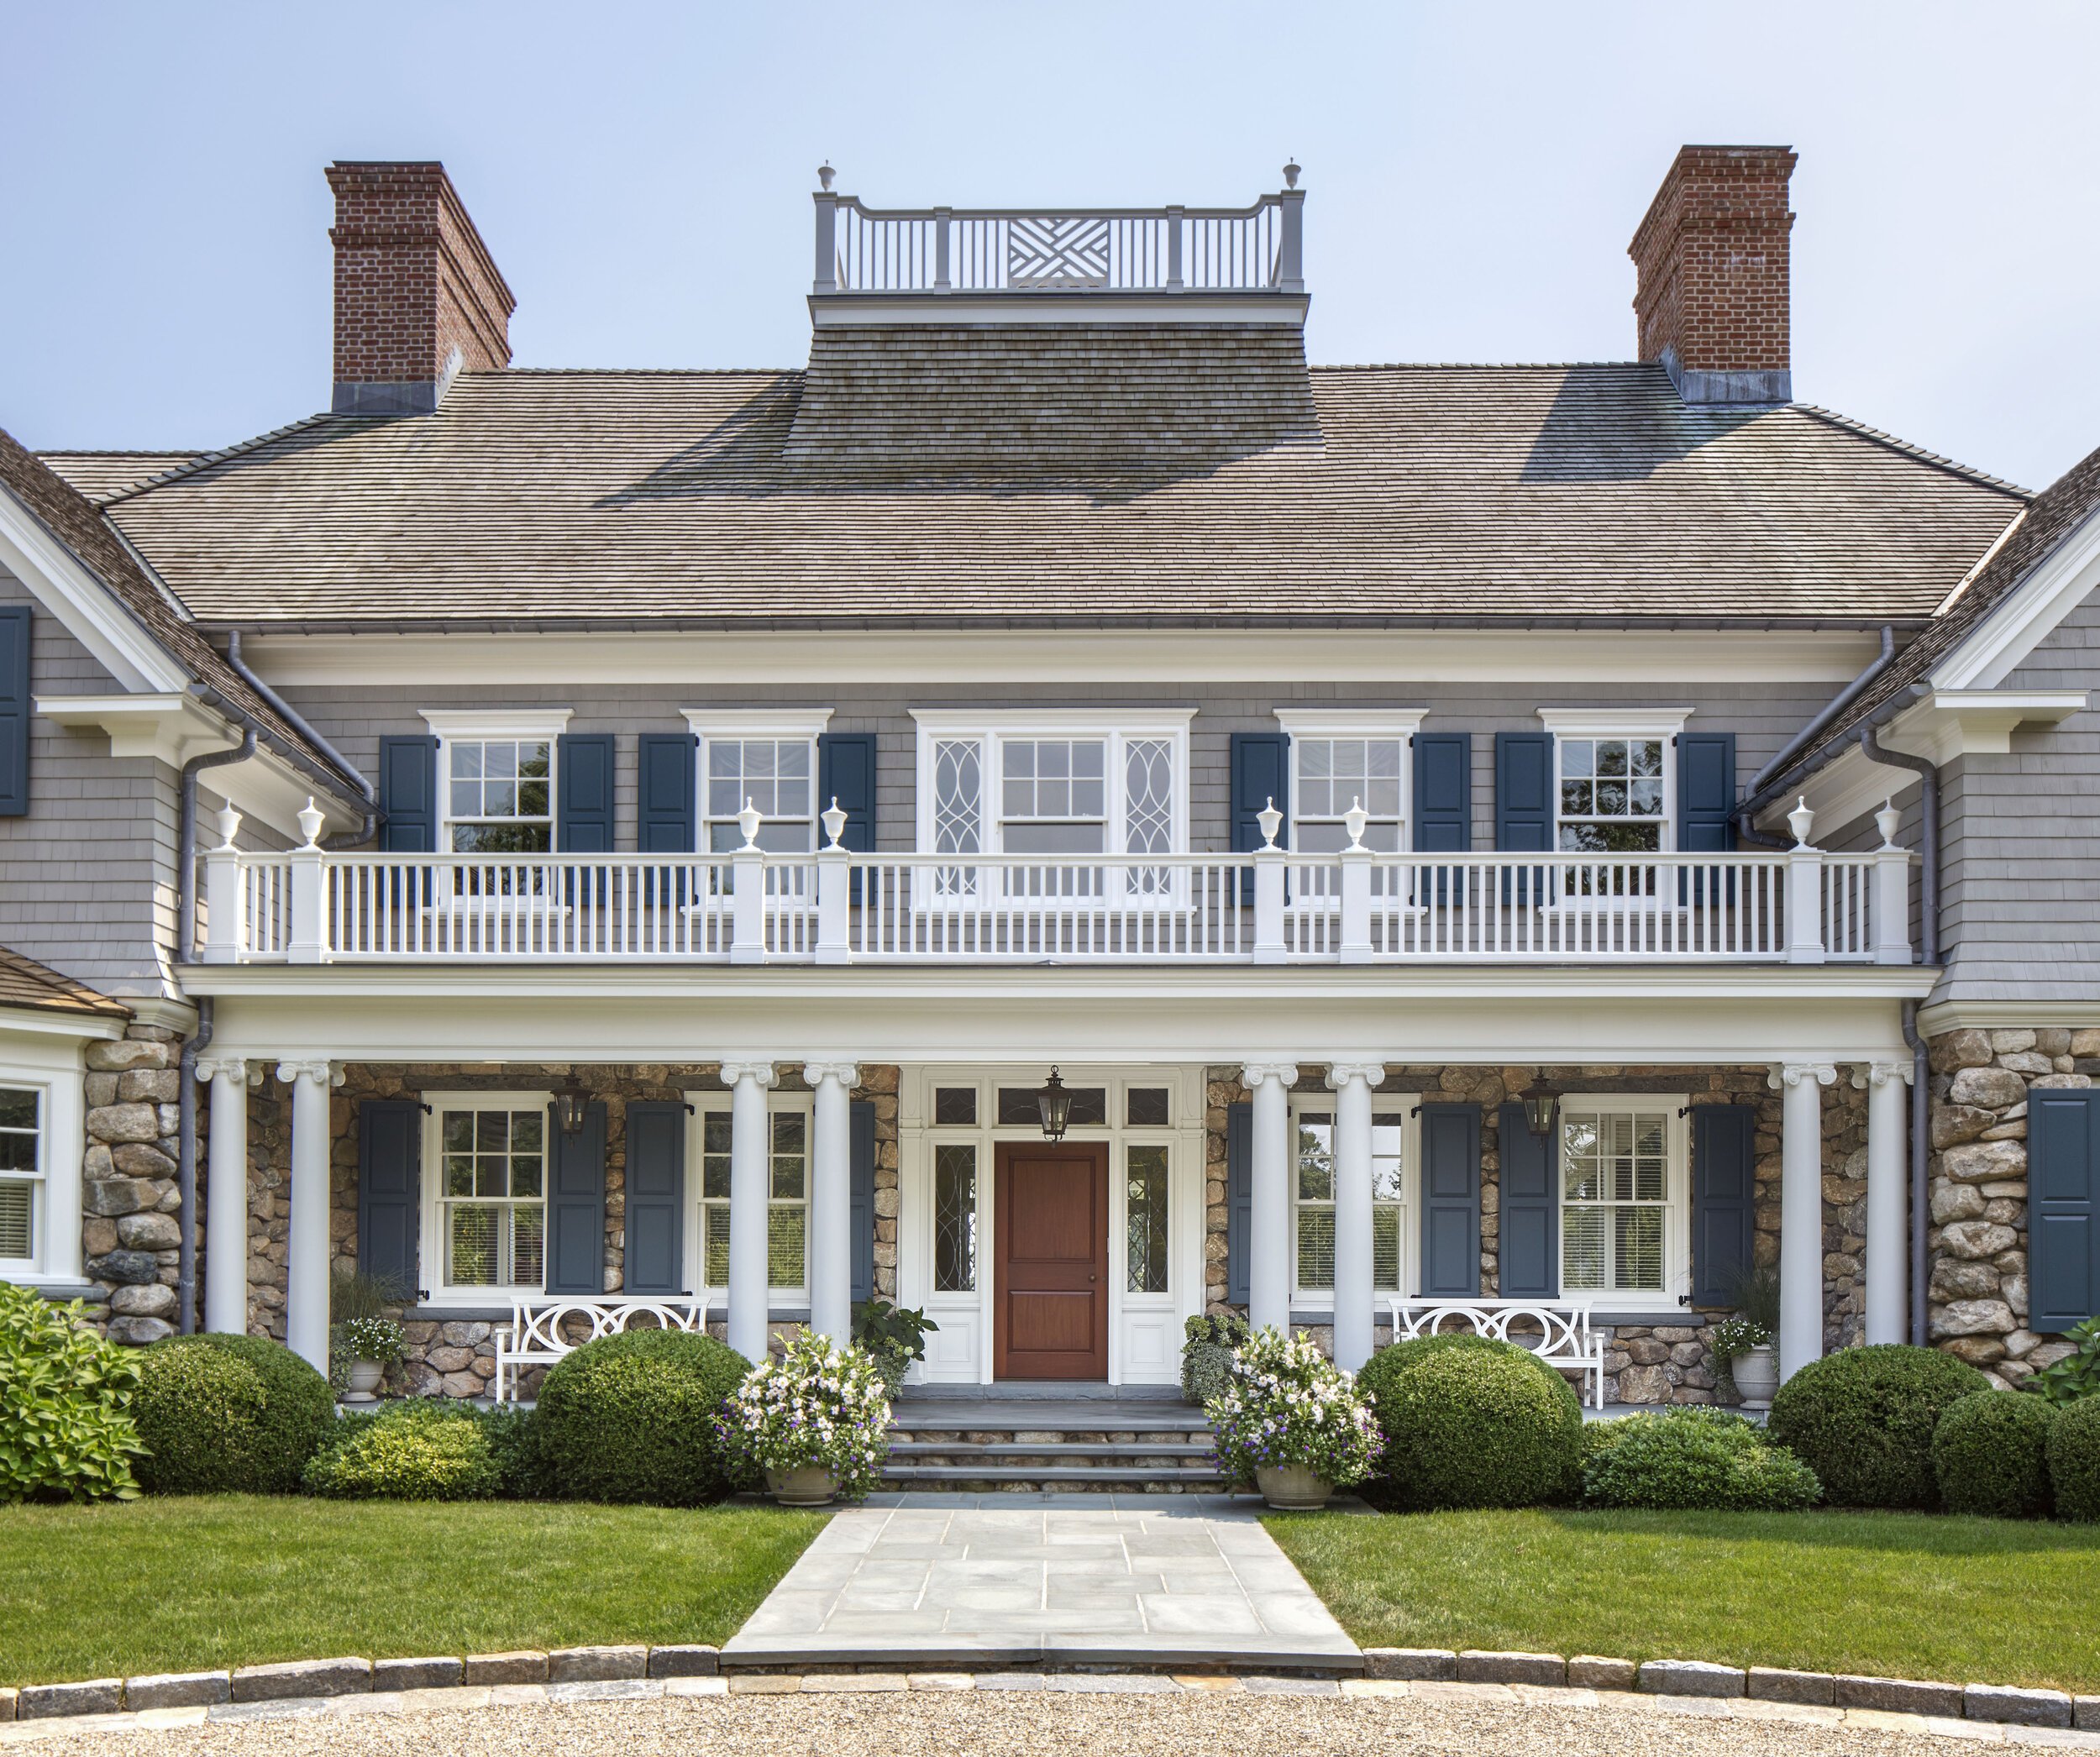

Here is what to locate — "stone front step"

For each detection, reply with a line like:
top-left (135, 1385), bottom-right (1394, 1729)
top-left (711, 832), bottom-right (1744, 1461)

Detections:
top-left (881, 1397), bottom-right (1225, 1490)
top-left (881, 1462), bottom-right (1227, 1488)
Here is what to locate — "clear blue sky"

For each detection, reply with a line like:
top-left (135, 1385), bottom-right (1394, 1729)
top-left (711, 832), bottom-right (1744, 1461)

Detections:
top-left (5, 1), bottom-right (2096, 491)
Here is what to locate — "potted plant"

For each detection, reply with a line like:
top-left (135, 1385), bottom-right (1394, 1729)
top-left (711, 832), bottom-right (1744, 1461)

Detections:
top-left (1207, 1327), bottom-right (1382, 1510)
top-left (328, 1267), bottom-right (407, 1403)
top-left (1181, 1311), bottom-right (1248, 1407)
top-left (719, 1332), bottom-right (891, 1506)
top-left (1717, 1264), bottom-right (1782, 1408)
top-left (850, 1298), bottom-right (938, 1399)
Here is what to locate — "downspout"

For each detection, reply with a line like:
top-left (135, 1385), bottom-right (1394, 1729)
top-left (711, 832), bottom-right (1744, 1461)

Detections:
top-left (223, 632), bottom-right (378, 849)
top-left (175, 728), bottom-right (254, 1335)
top-left (1735, 625), bottom-right (1898, 849)
top-left (1902, 1000), bottom-right (1929, 1347)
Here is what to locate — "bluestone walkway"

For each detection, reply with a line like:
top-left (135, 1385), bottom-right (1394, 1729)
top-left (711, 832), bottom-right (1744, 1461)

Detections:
top-left (721, 1492), bottom-right (1362, 1671)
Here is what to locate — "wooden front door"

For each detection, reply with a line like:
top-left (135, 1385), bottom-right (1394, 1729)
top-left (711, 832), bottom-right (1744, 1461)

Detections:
top-left (994, 1141), bottom-right (1109, 1379)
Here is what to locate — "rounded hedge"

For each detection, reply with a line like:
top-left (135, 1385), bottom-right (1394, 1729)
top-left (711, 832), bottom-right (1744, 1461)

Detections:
top-left (131, 1334), bottom-right (335, 1494)
top-left (2048, 1394), bottom-right (2100, 1523)
top-left (1932, 1390), bottom-right (2056, 1518)
top-left (1364, 1335), bottom-right (1583, 1509)
top-left (1767, 1345), bottom-right (1990, 1509)
top-left (303, 1400), bottom-right (500, 1501)
top-left (1583, 1407), bottom-right (1820, 1512)
top-left (533, 1330), bottom-right (752, 1506)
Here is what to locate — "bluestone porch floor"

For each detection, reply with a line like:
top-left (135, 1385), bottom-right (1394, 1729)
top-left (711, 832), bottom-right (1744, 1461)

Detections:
top-left (720, 1493), bottom-right (1362, 1671)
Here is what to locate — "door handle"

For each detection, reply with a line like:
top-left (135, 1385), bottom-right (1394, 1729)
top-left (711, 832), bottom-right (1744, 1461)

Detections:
top-left (1089, 1273), bottom-right (1097, 1283)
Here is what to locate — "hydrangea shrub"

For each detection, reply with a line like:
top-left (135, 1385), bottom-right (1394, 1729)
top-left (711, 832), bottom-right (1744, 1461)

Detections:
top-left (717, 1333), bottom-right (892, 1501)
top-left (1206, 1327), bottom-right (1382, 1489)
top-left (0, 1287), bottom-right (144, 1503)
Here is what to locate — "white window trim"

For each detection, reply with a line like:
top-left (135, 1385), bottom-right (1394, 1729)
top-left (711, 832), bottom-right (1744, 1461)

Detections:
top-left (682, 712), bottom-right (832, 858)
top-left (0, 1076), bottom-right (52, 1277)
top-left (1555, 1092), bottom-right (1691, 1312)
top-left (419, 1090), bottom-right (554, 1305)
top-left (686, 1088), bottom-right (816, 1303)
top-left (1275, 712), bottom-right (1425, 890)
top-left (1287, 1095), bottom-right (1418, 1308)
top-left (421, 711), bottom-right (570, 859)
top-left (1542, 720), bottom-right (1683, 860)
top-left (1536, 708), bottom-right (1693, 737)
top-left (0, 1051), bottom-right (86, 1285)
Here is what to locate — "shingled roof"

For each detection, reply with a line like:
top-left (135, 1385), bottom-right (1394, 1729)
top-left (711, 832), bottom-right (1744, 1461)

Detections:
top-left (0, 427), bottom-right (360, 794)
top-left (98, 328), bottom-right (2025, 628)
top-left (38, 452), bottom-right (203, 503)
top-left (0, 946), bottom-right (129, 1020)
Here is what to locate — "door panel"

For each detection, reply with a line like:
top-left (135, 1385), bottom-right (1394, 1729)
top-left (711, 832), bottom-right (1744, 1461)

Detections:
top-left (995, 1142), bottom-right (1108, 1379)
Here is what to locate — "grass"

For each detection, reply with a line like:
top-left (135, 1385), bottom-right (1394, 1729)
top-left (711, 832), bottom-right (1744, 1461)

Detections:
top-left (1265, 1507), bottom-right (2100, 1693)
top-left (2, 1496), bottom-right (826, 1686)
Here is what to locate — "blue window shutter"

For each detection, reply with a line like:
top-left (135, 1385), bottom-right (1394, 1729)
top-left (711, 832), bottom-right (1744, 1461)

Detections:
top-left (2031, 1088), bottom-right (2100, 1332)
top-left (378, 736), bottom-right (438, 852)
top-left (1226, 1101), bottom-right (1252, 1306)
top-left (849, 1098), bottom-right (876, 1306)
top-left (1419, 1104), bottom-right (1481, 1298)
top-left (1677, 732), bottom-right (1737, 852)
top-left (637, 733), bottom-right (697, 852)
top-left (1413, 733), bottom-right (1471, 852)
top-left (1494, 732), bottom-right (1553, 851)
top-left (1230, 732), bottom-right (1289, 852)
top-left (1691, 1104), bottom-right (1757, 1307)
top-left (557, 733), bottom-right (616, 853)
top-left (817, 732), bottom-right (877, 852)
top-left (356, 1100), bottom-right (421, 1295)
top-left (544, 1102), bottom-right (606, 1296)
top-left (0, 606), bottom-right (30, 816)
top-left (1498, 1102), bottom-right (1558, 1298)
top-left (623, 1102), bottom-right (685, 1296)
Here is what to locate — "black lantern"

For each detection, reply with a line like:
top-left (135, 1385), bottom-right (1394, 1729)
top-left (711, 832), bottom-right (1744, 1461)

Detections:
top-left (554, 1078), bottom-right (592, 1138)
top-left (1036, 1067), bottom-right (1074, 1141)
top-left (1520, 1076), bottom-right (1557, 1139)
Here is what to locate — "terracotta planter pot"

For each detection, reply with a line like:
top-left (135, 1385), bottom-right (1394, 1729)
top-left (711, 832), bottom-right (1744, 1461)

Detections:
top-left (342, 1359), bottom-right (383, 1403)
top-left (1256, 1464), bottom-right (1333, 1510)
top-left (766, 1465), bottom-right (842, 1507)
top-left (1731, 1344), bottom-right (1778, 1407)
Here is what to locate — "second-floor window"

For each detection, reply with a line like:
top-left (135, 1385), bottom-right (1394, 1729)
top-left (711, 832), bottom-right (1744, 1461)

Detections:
top-left (446, 739), bottom-right (553, 854)
top-left (705, 737), bottom-right (814, 853)
top-left (1557, 736), bottom-right (1667, 853)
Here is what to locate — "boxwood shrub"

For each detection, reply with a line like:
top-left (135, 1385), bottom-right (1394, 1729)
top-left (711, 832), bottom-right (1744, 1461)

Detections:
top-left (1767, 1344), bottom-right (1990, 1509)
top-left (1933, 1390), bottom-right (2056, 1518)
top-left (533, 1330), bottom-right (752, 1506)
top-left (303, 1399), bottom-right (501, 1500)
top-left (131, 1333), bottom-right (335, 1494)
top-left (2048, 1393), bottom-right (2100, 1523)
top-left (1583, 1407), bottom-right (1819, 1512)
top-left (1362, 1335), bottom-right (1582, 1509)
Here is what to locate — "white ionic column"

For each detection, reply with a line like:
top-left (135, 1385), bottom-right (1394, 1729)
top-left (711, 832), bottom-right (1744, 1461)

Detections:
top-left (805, 1062), bottom-right (858, 1350)
top-left (721, 1062), bottom-right (778, 1361)
top-left (1326, 1062), bottom-right (1383, 1372)
top-left (1861, 1059), bottom-right (1913, 1347)
top-left (1241, 1063), bottom-right (1297, 1335)
top-left (1771, 1061), bottom-right (1836, 1382)
top-left (197, 1057), bottom-right (254, 1335)
top-left (276, 1059), bottom-right (341, 1373)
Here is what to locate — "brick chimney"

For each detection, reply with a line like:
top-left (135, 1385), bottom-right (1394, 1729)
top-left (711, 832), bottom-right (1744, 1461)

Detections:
top-left (1628, 145), bottom-right (1796, 405)
top-left (326, 161), bottom-right (515, 416)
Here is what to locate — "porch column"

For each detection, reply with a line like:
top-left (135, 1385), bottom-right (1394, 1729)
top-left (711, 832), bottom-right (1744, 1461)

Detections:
top-left (1861, 1059), bottom-right (1912, 1347)
top-left (805, 1062), bottom-right (858, 1349)
top-left (276, 1059), bottom-right (340, 1373)
top-left (1241, 1062), bottom-right (1297, 1334)
top-left (1326, 1062), bottom-right (1383, 1372)
top-left (197, 1057), bottom-right (253, 1335)
top-left (721, 1061), bottom-right (777, 1361)
top-left (1771, 1061), bottom-right (1835, 1382)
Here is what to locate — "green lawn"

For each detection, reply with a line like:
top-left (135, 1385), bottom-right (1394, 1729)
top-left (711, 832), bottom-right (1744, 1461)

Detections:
top-left (1266, 1508), bottom-right (2100, 1693)
top-left (2, 1497), bottom-right (825, 1686)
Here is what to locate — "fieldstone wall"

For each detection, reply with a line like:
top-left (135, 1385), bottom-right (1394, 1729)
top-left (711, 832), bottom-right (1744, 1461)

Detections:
top-left (1201, 1062), bottom-right (1871, 1403)
top-left (78, 1022), bottom-right (187, 1344)
top-left (221, 1061), bottom-right (900, 1398)
top-left (1927, 1026), bottom-right (2094, 1387)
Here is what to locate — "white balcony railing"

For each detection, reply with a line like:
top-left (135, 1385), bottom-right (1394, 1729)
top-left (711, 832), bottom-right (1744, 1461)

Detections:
top-left (201, 824), bottom-right (1916, 970)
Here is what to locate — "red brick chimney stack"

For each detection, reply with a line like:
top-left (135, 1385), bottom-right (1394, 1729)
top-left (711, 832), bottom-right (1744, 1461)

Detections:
top-left (326, 162), bottom-right (515, 416)
top-left (1628, 145), bottom-right (1797, 406)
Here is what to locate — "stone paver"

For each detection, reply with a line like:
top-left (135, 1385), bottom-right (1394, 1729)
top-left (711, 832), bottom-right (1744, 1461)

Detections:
top-left (721, 1492), bottom-right (1359, 1670)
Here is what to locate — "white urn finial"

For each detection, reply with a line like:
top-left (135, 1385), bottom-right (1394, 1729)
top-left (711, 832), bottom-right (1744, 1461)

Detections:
top-left (1343, 795), bottom-right (1369, 850)
top-left (296, 797), bottom-right (324, 847)
top-left (1257, 796), bottom-right (1283, 850)
top-left (214, 803), bottom-right (243, 850)
top-left (1875, 798), bottom-right (1901, 849)
top-left (1787, 795), bottom-right (1816, 847)
top-left (817, 161), bottom-right (836, 192)
top-left (1283, 158), bottom-right (1301, 190)
top-left (738, 795), bottom-right (763, 848)
top-left (822, 795), bottom-right (848, 848)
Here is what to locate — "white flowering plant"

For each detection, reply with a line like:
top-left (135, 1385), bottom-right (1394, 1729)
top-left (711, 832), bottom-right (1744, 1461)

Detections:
top-left (717, 1332), bottom-right (892, 1501)
top-left (1206, 1326), bottom-right (1382, 1488)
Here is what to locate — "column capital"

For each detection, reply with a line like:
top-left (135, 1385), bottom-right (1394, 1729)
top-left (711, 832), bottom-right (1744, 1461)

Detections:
top-left (1767, 1062), bottom-right (1837, 1090)
top-left (276, 1059), bottom-right (344, 1088)
top-left (803, 1061), bottom-right (859, 1088)
top-left (720, 1060), bottom-right (778, 1090)
top-left (1855, 1060), bottom-right (1916, 1089)
top-left (1323, 1061), bottom-right (1386, 1089)
top-left (195, 1057), bottom-right (259, 1086)
top-left (1241, 1062), bottom-right (1299, 1090)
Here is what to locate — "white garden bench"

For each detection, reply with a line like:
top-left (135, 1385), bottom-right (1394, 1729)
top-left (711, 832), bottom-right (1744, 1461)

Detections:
top-left (1387, 1298), bottom-right (1607, 1410)
top-left (494, 1295), bottom-right (710, 1403)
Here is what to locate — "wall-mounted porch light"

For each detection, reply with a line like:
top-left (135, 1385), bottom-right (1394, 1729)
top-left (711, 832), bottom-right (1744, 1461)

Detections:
top-left (1036, 1067), bottom-right (1074, 1141)
top-left (1520, 1076), bottom-right (1558, 1140)
top-left (554, 1078), bottom-right (593, 1138)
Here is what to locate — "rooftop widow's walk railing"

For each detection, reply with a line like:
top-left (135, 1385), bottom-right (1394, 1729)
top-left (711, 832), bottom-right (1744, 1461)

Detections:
top-left (810, 164), bottom-right (1307, 297)
top-left (200, 797), bottom-right (1915, 970)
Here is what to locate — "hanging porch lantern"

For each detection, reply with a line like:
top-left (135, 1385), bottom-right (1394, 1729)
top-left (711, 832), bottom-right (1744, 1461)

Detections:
top-left (1520, 1076), bottom-right (1557, 1140)
top-left (1036, 1067), bottom-right (1074, 1141)
top-left (554, 1077), bottom-right (593, 1138)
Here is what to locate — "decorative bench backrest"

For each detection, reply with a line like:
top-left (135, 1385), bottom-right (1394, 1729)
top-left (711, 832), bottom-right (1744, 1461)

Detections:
top-left (506, 1296), bottom-right (709, 1358)
top-left (1388, 1299), bottom-right (1593, 1360)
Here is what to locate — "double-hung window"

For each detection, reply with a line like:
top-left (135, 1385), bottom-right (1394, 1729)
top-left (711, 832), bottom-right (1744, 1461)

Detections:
top-left (698, 1096), bottom-right (811, 1293)
top-left (1537, 711), bottom-right (1688, 902)
top-left (1559, 1098), bottom-right (1684, 1299)
top-left (0, 1087), bottom-right (43, 1270)
top-left (1290, 1103), bottom-right (1407, 1298)
top-left (424, 712), bottom-right (572, 856)
top-left (1278, 713), bottom-right (1424, 902)
top-left (685, 713), bottom-right (829, 905)
top-left (434, 1099), bottom-right (549, 1292)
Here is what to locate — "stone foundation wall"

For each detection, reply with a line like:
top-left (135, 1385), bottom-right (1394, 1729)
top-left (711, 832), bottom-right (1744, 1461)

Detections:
top-left (76, 1022), bottom-right (189, 1344)
top-left (1927, 1026), bottom-right (2095, 1387)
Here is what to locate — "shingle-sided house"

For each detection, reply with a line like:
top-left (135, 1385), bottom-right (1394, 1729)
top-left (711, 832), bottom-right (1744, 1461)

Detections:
top-left (3, 146), bottom-right (2096, 1466)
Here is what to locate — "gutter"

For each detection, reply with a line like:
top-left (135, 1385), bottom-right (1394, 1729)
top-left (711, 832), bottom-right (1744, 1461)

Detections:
top-left (1735, 625), bottom-right (1896, 848)
top-left (223, 631), bottom-right (377, 849)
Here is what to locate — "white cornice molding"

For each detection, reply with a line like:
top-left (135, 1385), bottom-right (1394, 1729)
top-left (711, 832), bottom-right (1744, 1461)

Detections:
top-left (909, 706), bottom-right (1198, 734)
top-left (420, 708), bottom-right (574, 739)
top-left (0, 1004), bottom-right (129, 1045)
top-left (1919, 999), bottom-right (2100, 1035)
top-left (37, 692), bottom-right (239, 766)
top-left (1934, 501), bottom-right (2100, 690)
top-left (1274, 710), bottom-right (1428, 737)
top-left (0, 486), bottom-right (186, 695)
top-left (1537, 706), bottom-right (1695, 736)
top-left (681, 708), bottom-right (833, 738)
